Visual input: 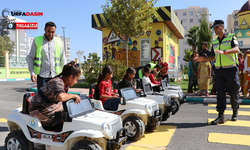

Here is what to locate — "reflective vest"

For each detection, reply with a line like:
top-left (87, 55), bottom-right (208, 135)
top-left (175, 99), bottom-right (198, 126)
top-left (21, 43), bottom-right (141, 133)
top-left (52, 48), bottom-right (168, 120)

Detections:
top-left (34, 36), bottom-right (62, 75)
top-left (139, 63), bottom-right (156, 79)
top-left (213, 33), bottom-right (238, 69)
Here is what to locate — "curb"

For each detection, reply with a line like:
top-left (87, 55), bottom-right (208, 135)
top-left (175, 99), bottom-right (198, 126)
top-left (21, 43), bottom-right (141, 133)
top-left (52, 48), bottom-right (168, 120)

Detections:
top-left (28, 85), bottom-right (81, 96)
top-left (0, 78), bottom-right (31, 82)
top-left (186, 97), bottom-right (250, 104)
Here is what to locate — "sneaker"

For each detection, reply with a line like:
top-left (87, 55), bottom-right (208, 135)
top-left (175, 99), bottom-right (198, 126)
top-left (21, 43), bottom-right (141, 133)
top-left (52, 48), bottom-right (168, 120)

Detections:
top-left (194, 91), bottom-right (197, 94)
top-left (200, 92), bottom-right (203, 96)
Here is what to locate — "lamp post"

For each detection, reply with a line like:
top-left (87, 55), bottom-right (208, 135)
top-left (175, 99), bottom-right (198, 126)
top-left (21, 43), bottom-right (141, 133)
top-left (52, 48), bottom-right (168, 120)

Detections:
top-left (61, 27), bottom-right (67, 62)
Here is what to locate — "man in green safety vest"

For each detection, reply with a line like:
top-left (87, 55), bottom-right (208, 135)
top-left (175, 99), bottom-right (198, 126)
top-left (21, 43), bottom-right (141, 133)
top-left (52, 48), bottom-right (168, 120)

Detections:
top-left (27, 22), bottom-right (66, 90)
top-left (194, 20), bottom-right (240, 125)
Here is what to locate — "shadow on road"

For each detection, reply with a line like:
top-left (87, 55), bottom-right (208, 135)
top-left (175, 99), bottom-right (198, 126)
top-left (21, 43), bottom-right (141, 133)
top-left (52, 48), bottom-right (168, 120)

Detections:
top-left (161, 122), bottom-right (208, 129)
top-left (12, 88), bottom-right (29, 92)
top-left (0, 126), bottom-right (9, 132)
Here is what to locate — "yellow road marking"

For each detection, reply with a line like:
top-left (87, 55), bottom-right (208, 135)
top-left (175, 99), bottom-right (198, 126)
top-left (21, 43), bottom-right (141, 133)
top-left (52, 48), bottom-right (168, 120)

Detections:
top-left (208, 133), bottom-right (250, 146)
top-left (126, 125), bottom-right (176, 150)
top-left (208, 118), bottom-right (250, 127)
top-left (0, 118), bottom-right (7, 122)
top-left (19, 105), bottom-right (22, 107)
top-left (207, 109), bottom-right (250, 116)
top-left (208, 104), bottom-right (250, 108)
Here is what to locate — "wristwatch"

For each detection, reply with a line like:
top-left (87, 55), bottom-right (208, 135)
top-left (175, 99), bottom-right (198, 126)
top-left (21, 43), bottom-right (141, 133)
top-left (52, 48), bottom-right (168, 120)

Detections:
top-left (223, 50), bottom-right (227, 55)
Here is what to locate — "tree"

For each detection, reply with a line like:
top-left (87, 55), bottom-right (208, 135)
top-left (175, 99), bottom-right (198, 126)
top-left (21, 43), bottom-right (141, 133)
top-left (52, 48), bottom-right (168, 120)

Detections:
top-left (187, 25), bottom-right (199, 51)
top-left (0, 34), bottom-right (15, 56)
top-left (106, 59), bottom-right (127, 83)
top-left (183, 49), bottom-right (193, 62)
top-left (102, 0), bottom-right (158, 66)
top-left (197, 11), bottom-right (212, 53)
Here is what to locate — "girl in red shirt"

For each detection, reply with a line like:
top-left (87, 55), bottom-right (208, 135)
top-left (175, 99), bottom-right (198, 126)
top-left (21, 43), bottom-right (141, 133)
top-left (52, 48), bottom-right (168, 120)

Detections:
top-left (149, 70), bottom-right (161, 85)
top-left (98, 65), bottom-right (120, 111)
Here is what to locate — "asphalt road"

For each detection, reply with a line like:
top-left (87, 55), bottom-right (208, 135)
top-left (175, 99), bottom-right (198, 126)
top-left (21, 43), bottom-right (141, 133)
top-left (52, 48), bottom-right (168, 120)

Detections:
top-left (0, 81), bottom-right (250, 150)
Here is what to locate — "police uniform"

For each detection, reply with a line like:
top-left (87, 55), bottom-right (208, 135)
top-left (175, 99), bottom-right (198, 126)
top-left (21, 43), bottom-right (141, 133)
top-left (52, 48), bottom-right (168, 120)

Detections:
top-left (211, 32), bottom-right (240, 115)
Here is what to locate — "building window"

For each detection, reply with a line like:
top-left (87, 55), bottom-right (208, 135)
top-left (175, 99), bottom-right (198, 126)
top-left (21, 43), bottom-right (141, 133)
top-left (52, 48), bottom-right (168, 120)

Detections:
top-left (190, 12), bottom-right (193, 16)
top-left (182, 20), bottom-right (186, 23)
top-left (183, 12), bottom-right (186, 16)
top-left (184, 27), bottom-right (187, 31)
top-left (198, 19), bottom-right (201, 23)
top-left (190, 19), bottom-right (193, 23)
top-left (184, 42), bottom-right (187, 45)
top-left (198, 11), bottom-right (201, 14)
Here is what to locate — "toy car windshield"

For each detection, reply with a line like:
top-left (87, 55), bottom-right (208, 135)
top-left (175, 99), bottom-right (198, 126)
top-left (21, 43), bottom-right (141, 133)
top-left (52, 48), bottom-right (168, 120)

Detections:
top-left (161, 80), bottom-right (167, 89)
top-left (144, 83), bottom-right (153, 93)
top-left (120, 87), bottom-right (137, 100)
top-left (66, 97), bottom-right (94, 118)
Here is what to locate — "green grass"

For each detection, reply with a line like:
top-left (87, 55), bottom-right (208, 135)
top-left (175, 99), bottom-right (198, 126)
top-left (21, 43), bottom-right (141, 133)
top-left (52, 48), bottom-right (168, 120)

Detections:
top-left (170, 78), bottom-right (213, 92)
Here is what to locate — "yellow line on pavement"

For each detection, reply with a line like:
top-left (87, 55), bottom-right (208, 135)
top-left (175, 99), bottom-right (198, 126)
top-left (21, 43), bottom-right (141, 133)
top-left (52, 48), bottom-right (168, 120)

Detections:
top-left (0, 118), bottom-right (7, 122)
top-left (208, 133), bottom-right (250, 146)
top-left (207, 109), bottom-right (250, 116)
top-left (208, 104), bottom-right (250, 108)
top-left (126, 125), bottom-right (176, 150)
top-left (208, 118), bottom-right (250, 127)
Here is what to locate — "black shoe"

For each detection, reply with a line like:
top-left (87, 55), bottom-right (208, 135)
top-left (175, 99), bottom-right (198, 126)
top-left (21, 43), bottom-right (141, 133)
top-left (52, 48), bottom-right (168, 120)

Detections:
top-left (232, 110), bottom-right (238, 121)
top-left (211, 113), bottom-right (224, 125)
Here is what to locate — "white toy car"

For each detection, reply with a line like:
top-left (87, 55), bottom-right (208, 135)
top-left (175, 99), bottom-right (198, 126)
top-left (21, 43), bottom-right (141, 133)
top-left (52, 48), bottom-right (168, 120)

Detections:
top-left (5, 92), bottom-right (127, 150)
top-left (141, 82), bottom-right (179, 120)
top-left (89, 85), bottom-right (162, 141)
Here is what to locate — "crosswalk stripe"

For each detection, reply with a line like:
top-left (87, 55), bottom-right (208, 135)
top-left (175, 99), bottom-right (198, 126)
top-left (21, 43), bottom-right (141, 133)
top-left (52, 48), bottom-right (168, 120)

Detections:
top-left (207, 109), bottom-right (250, 116)
top-left (125, 125), bottom-right (176, 150)
top-left (208, 133), bottom-right (250, 146)
top-left (0, 118), bottom-right (7, 122)
top-left (208, 118), bottom-right (250, 127)
top-left (208, 104), bottom-right (250, 108)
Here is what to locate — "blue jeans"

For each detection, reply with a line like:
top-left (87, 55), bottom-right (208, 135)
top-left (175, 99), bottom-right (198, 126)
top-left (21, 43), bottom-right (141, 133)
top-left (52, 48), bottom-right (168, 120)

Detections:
top-left (215, 67), bottom-right (240, 113)
top-left (162, 74), bottom-right (169, 85)
top-left (188, 75), bottom-right (193, 91)
top-left (37, 75), bottom-right (52, 91)
top-left (103, 98), bottom-right (120, 111)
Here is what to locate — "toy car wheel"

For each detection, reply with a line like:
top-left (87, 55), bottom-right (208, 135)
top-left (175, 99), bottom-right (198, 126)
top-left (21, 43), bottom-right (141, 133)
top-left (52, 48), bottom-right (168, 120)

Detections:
top-left (5, 130), bottom-right (33, 150)
top-left (162, 112), bottom-right (170, 121)
top-left (71, 140), bottom-right (102, 150)
top-left (171, 99), bottom-right (180, 115)
top-left (146, 120), bottom-right (160, 132)
top-left (123, 116), bottom-right (144, 141)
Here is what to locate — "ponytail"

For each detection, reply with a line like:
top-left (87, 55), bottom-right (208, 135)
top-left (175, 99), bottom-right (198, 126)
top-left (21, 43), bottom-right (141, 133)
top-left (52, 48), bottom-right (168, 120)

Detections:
top-left (54, 61), bottom-right (81, 79)
top-left (97, 65), bottom-right (113, 85)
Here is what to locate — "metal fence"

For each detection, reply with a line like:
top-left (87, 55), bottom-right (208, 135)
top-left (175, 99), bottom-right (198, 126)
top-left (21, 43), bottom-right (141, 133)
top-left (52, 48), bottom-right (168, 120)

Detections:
top-left (0, 56), bottom-right (5, 68)
top-left (9, 56), bottom-right (28, 68)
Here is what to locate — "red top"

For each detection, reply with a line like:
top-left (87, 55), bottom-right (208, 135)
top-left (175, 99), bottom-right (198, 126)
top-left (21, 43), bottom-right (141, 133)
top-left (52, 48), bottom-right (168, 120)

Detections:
top-left (160, 62), bottom-right (168, 75)
top-left (149, 74), bottom-right (160, 84)
top-left (238, 57), bottom-right (244, 73)
top-left (99, 79), bottom-right (112, 105)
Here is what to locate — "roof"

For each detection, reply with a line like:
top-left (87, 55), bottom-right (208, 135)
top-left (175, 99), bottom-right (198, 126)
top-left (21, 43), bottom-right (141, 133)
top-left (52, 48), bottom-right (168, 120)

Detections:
top-left (91, 6), bottom-right (184, 39)
top-left (238, 0), bottom-right (250, 15)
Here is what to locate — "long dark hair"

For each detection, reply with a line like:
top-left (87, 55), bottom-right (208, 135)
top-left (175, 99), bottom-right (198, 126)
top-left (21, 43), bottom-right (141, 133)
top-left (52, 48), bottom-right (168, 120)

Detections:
top-left (97, 65), bottom-right (113, 84)
top-left (123, 67), bottom-right (135, 80)
top-left (56, 61), bottom-right (81, 78)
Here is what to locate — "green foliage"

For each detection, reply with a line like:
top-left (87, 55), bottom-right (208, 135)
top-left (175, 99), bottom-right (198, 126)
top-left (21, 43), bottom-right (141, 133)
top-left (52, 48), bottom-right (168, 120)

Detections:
top-left (106, 59), bottom-right (127, 83)
top-left (197, 11), bottom-right (212, 53)
top-left (183, 49), bottom-right (193, 62)
top-left (82, 52), bottom-right (102, 85)
top-left (102, 0), bottom-right (158, 39)
top-left (187, 25), bottom-right (199, 51)
top-left (0, 35), bottom-right (15, 56)
top-left (72, 82), bottom-right (90, 88)
top-left (184, 66), bottom-right (189, 74)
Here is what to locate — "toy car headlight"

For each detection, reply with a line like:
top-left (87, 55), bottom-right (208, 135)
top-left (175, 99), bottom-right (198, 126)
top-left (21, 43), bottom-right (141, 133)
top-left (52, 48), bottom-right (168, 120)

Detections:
top-left (102, 123), bottom-right (113, 139)
top-left (145, 104), bottom-right (152, 116)
top-left (163, 96), bottom-right (171, 106)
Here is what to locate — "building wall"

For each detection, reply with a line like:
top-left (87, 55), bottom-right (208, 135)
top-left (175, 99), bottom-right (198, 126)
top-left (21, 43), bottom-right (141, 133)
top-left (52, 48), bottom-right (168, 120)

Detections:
top-left (174, 6), bottom-right (209, 66)
top-left (238, 10), bottom-right (250, 29)
top-left (101, 22), bottom-right (180, 68)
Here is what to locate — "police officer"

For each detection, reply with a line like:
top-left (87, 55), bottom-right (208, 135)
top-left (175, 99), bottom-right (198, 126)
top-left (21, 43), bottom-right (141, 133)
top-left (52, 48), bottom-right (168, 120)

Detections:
top-left (194, 20), bottom-right (240, 125)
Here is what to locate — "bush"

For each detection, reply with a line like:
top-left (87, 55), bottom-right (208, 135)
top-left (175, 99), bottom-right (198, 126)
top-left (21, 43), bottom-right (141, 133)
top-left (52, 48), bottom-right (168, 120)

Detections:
top-left (72, 82), bottom-right (90, 88)
top-left (106, 59), bottom-right (127, 83)
top-left (184, 66), bottom-right (189, 74)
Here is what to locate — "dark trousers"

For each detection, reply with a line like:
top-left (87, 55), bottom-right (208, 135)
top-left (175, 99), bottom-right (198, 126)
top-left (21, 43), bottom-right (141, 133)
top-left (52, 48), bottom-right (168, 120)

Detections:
top-left (103, 98), bottom-right (120, 111)
top-left (211, 66), bottom-right (216, 93)
top-left (37, 75), bottom-right (52, 91)
top-left (188, 75), bottom-right (193, 91)
top-left (215, 67), bottom-right (240, 113)
top-left (162, 74), bottom-right (169, 85)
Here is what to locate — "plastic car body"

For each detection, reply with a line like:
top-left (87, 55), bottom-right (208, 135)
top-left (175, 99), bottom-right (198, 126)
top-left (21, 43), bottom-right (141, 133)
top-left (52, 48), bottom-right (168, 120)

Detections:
top-left (5, 92), bottom-right (126, 150)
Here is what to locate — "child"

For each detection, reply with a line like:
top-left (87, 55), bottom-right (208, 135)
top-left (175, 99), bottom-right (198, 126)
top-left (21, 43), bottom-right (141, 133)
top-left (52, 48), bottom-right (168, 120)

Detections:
top-left (198, 53), bottom-right (211, 96)
top-left (119, 67), bottom-right (142, 94)
top-left (188, 55), bottom-right (194, 93)
top-left (192, 51), bottom-right (199, 94)
top-left (132, 40), bottom-right (138, 51)
top-left (149, 70), bottom-right (161, 85)
top-left (98, 65), bottom-right (120, 111)
top-left (142, 66), bottom-right (161, 92)
top-left (29, 61), bottom-right (81, 132)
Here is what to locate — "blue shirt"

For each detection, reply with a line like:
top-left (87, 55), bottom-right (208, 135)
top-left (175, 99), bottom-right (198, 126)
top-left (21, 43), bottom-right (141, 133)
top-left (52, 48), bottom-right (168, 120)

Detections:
top-left (188, 61), bottom-right (193, 76)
